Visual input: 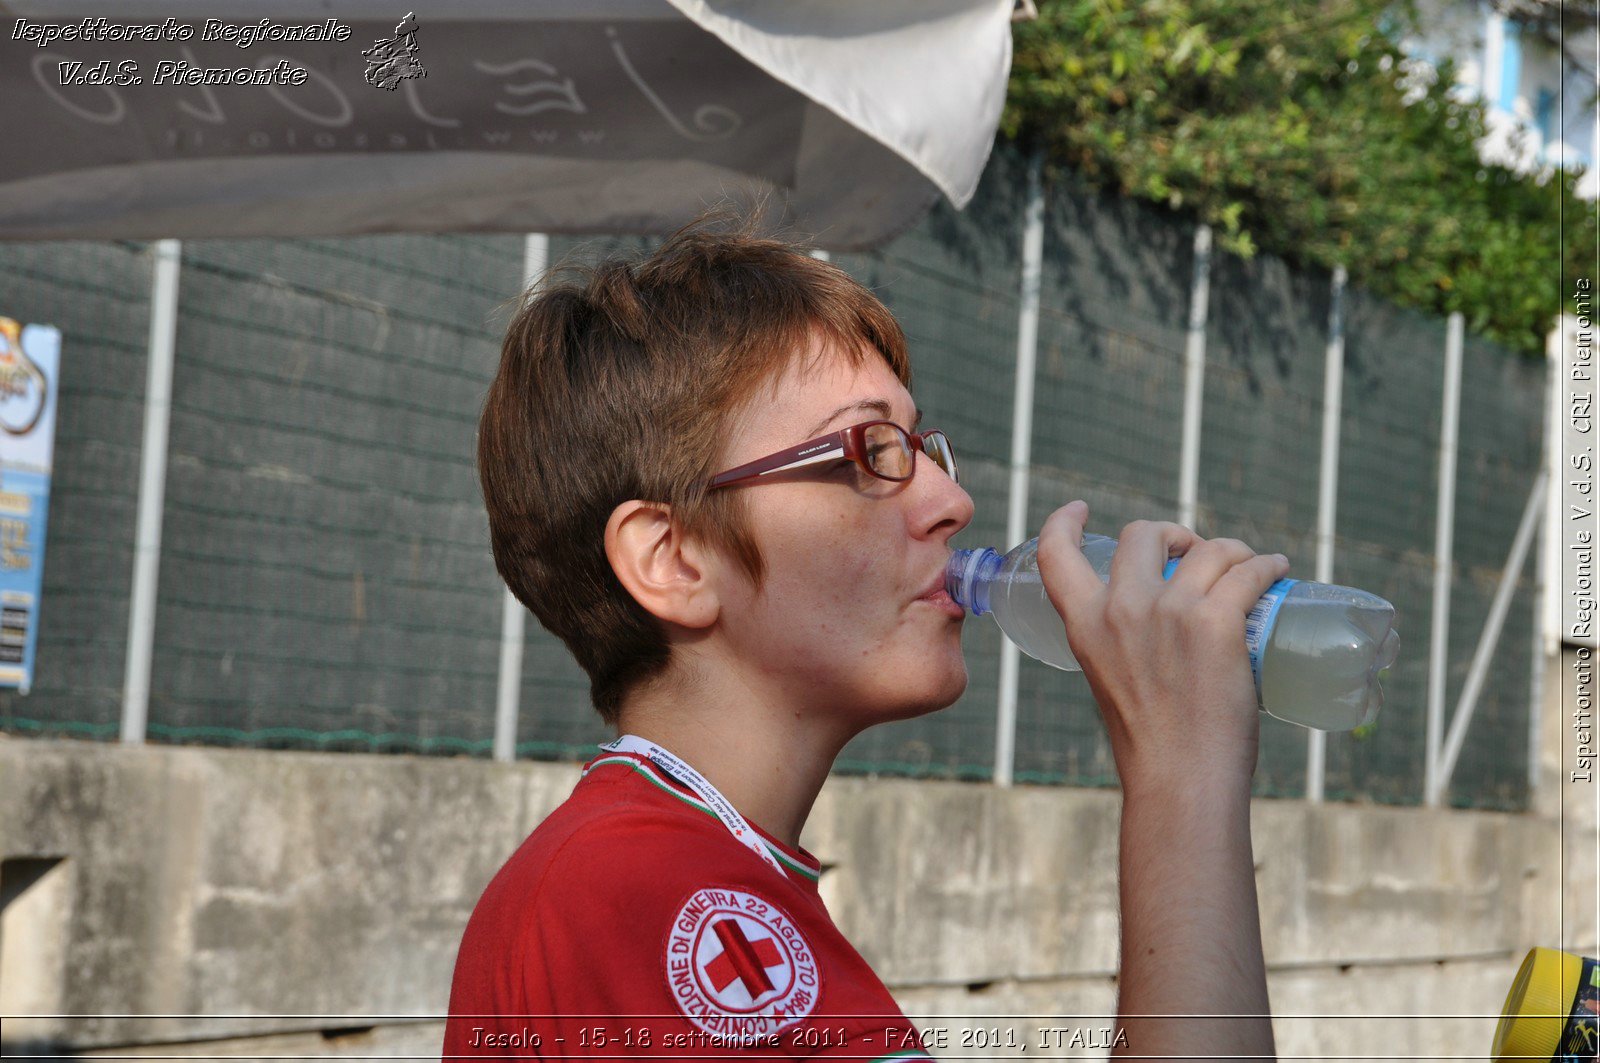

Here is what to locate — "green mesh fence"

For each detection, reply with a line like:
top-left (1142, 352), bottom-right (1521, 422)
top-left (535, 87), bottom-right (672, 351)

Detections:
top-left (1195, 247), bottom-right (1327, 796)
top-left (0, 241), bottom-right (151, 740)
top-left (1012, 172), bottom-right (1196, 789)
top-left (0, 236), bottom-right (523, 755)
top-left (830, 147), bottom-right (1028, 780)
top-left (0, 146), bottom-right (1546, 809)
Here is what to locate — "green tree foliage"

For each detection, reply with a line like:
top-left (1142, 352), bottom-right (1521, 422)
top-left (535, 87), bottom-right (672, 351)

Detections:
top-left (1004, 0), bottom-right (1596, 356)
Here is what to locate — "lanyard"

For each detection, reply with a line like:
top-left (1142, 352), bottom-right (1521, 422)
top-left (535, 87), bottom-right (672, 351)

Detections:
top-left (600, 733), bottom-right (790, 881)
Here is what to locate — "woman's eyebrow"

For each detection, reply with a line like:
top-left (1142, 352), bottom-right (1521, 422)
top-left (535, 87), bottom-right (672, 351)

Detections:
top-left (805, 399), bottom-right (922, 437)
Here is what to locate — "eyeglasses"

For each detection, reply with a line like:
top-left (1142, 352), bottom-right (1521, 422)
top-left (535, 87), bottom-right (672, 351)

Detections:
top-left (707, 419), bottom-right (958, 490)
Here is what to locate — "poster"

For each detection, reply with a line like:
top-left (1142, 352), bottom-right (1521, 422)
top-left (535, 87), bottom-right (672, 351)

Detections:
top-left (0, 318), bottom-right (61, 693)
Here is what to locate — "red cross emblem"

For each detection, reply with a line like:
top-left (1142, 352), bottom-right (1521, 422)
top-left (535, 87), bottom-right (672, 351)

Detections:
top-left (666, 887), bottom-right (820, 1039)
top-left (705, 918), bottom-right (782, 995)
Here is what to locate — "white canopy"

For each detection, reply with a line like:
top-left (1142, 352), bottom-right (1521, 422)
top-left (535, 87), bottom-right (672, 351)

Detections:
top-left (0, 0), bottom-right (1014, 248)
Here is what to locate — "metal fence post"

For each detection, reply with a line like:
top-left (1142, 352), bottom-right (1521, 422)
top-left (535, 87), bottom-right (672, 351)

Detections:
top-left (1424, 312), bottom-right (1464, 806)
top-left (1431, 471), bottom-right (1548, 804)
top-left (1531, 320), bottom-right (1567, 797)
top-left (1178, 225), bottom-right (1212, 531)
top-left (995, 150), bottom-right (1045, 788)
top-left (120, 239), bottom-right (181, 745)
top-left (493, 586), bottom-right (526, 764)
top-left (1308, 265), bottom-right (1347, 803)
top-left (493, 233), bottom-right (549, 763)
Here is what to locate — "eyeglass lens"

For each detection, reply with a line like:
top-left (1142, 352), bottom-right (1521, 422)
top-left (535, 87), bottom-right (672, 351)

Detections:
top-left (862, 423), bottom-right (957, 483)
top-left (927, 432), bottom-right (957, 483)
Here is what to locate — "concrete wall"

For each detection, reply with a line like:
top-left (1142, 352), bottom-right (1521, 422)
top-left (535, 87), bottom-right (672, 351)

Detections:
top-left (0, 648), bottom-right (1592, 1060)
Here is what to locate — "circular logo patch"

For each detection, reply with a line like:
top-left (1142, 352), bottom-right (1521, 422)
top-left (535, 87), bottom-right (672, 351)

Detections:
top-left (665, 886), bottom-right (820, 1042)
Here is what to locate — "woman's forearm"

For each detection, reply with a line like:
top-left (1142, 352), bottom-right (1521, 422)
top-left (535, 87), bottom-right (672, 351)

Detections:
top-left (1112, 776), bottom-right (1277, 1063)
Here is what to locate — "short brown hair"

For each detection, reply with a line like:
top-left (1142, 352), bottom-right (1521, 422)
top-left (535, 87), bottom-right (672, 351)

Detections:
top-left (478, 213), bottom-right (912, 723)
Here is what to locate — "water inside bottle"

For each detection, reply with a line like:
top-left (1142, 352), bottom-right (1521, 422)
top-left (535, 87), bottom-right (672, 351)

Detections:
top-left (1260, 587), bottom-right (1399, 731)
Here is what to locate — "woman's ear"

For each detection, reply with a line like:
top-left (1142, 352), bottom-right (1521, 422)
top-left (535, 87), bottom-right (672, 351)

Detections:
top-left (604, 501), bottom-right (720, 629)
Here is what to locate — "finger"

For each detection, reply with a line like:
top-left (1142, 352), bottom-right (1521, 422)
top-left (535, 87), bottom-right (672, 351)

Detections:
top-left (1166, 537), bottom-right (1258, 595)
top-left (1035, 501), bottom-right (1103, 622)
top-left (1109, 520), bottom-right (1202, 592)
top-left (1208, 552), bottom-right (1293, 618)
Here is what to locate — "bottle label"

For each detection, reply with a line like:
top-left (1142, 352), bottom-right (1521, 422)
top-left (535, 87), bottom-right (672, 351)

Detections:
top-left (1244, 579), bottom-right (1298, 692)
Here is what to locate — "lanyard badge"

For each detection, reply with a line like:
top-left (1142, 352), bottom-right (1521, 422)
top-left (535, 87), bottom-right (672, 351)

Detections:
top-left (601, 734), bottom-right (791, 881)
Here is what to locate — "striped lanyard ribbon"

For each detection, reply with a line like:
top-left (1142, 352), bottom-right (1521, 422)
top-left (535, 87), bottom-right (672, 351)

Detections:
top-left (600, 733), bottom-right (790, 881)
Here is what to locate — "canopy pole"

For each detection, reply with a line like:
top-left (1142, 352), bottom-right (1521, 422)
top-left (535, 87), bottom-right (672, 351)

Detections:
top-left (493, 233), bottom-right (548, 763)
top-left (121, 240), bottom-right (181, 745)
top-left (995, 150), bottom-right (1045, 788)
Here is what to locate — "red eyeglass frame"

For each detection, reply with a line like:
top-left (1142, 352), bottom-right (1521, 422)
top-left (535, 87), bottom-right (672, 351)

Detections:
top-left (707, 419), bottom-right (957, 490)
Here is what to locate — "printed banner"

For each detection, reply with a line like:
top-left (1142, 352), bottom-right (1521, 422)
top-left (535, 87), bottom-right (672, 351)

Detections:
top-left (0, 3), bottom-right (1015, 248)
top-left (1, 18), bottom-right (803, 186)
top-left (0, 319), bottom-right (61, 693)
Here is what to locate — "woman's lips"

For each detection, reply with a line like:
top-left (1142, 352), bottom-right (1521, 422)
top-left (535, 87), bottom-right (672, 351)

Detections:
top-left (917, 588), bottom-right (964, 619)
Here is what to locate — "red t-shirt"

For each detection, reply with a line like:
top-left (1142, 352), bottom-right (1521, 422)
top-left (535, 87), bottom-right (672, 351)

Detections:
top-left (443, 750), bottom-right (933, 1060)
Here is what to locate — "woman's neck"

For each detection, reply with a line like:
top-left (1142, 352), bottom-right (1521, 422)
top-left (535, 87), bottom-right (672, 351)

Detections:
top-left (615, 685), bottom-right (852, 850)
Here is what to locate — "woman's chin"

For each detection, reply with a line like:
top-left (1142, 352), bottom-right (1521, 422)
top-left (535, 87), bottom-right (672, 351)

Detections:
top-left (882, 662), bottom-right (968, 722)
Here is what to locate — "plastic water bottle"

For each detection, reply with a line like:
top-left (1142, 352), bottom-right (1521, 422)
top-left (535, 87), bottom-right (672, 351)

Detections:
top-left (945, 533), bottom-right (1400, 732)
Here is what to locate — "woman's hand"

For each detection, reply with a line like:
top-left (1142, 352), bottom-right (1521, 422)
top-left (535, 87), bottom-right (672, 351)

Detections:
top-left (1034, 500), bottom-right (1290, 792)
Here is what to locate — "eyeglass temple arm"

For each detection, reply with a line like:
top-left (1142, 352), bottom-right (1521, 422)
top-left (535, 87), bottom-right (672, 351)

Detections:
top-left (707, 434), bottom-right (850, 489)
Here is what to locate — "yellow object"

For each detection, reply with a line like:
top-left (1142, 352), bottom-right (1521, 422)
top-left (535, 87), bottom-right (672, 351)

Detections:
top-left (1493, 947), bottom-right (1597, 1062)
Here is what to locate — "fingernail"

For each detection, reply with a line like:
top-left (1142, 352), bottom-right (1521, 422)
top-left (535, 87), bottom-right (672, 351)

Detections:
top-left (1275, 554), bottom-right (1289, 563)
